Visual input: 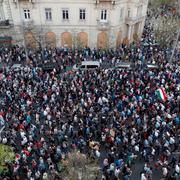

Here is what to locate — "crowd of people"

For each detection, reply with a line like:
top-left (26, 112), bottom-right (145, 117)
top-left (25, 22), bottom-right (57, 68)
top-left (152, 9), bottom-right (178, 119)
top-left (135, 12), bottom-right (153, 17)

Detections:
top-left (0, 55), bottom-right (179, 180)
top-left (0, 2), bottom-right (179, 180)
top-left (0, 34), bottom-right (177, 69)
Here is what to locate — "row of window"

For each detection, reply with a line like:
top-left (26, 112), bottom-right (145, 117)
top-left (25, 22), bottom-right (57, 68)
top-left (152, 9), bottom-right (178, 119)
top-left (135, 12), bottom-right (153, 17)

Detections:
top-left (24, 8), bottom-right (125, 21)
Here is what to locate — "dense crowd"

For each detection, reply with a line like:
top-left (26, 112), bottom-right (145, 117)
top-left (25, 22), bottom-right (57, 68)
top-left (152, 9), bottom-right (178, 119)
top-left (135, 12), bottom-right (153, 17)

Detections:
top-left (0, 38), bottom-right (177, 68)
top-left (0, 58), bottom-right (179, 179)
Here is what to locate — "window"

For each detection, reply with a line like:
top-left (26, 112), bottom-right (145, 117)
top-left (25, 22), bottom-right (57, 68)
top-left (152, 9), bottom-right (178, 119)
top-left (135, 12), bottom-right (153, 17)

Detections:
top-left (137, 5), bottom-right (143, 17)
top-left (120, 8), bottom-right (124, 20)
top-left (87, 65), bottom-right (98, 69)
top-left (62, 9), bottom-right (69, 20)
top-left (0, 3), bottom-right (5, 20)
top-left (127, 9), bottom-right (130, 18)
top-left (79, 9), bottom-right (86, 20)
top-left (100, 9), bottom-right (107, 20)
top-left (24, 9), bottom-right (30, 20)
top-left (45, 8), bottom-right (52, 21)
top-left (80, 65), bottom-right (85, 68)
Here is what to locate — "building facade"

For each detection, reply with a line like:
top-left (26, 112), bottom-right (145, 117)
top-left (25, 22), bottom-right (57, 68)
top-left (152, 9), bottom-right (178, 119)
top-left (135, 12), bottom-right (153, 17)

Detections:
top-left (0, 0), bottom-right (148, 49)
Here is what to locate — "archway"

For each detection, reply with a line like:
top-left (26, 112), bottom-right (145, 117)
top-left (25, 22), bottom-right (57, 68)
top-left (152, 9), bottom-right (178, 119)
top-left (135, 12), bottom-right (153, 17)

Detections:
top-left (45, 32), bottom-right (56, 48)
top-left (61, 32), bottom-right (72, 48)
top-left (133, 23), bottom-right (139, 41)
top-left (97, 31), bottom-right (108, 49)
top-left (122, 37), bottom-right (129, 45)
top-left (116, 31), bottom-right (122, 48)
top-left (24, 32), bottom-right (36, 49)
top-left (77, 32), bottom-right (88, 48)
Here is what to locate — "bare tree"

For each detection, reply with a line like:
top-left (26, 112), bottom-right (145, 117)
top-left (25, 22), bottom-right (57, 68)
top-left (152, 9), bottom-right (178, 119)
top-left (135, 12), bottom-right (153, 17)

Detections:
top-left (153, 16), bottom-right (180, 47)
top-left (58, 150), bottom-right (101, 180)
top-left (23, 20), bottom-right (44, 50)
top-left (149, 0), bottom-right (177, 7)
top-left (148, 0), bottom-right (180, 48)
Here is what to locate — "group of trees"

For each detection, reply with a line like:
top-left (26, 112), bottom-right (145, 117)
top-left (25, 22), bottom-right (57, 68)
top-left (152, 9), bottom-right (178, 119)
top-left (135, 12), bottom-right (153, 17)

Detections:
top-left (153, 16), bottom-right (179, 47)
top-left (149, 0), bottom-right (180, 48)
top-left (150, 0), bottom-right (177, 7)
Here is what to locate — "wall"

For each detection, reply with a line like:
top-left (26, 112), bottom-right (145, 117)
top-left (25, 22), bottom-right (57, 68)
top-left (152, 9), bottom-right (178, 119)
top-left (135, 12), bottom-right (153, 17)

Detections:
top-left (0, 0), bottom-right (149, 48)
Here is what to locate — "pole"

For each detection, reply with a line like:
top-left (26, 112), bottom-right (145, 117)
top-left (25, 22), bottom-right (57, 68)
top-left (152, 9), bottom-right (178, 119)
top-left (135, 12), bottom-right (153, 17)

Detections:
top-left (17, 0), bottom-right (28, 61)
top-left (0, 126), bottom-right (5, 137)
top-left (170, 0), bottom-right (180, 63)
top-left (169, 27), bottom-right (180, 63)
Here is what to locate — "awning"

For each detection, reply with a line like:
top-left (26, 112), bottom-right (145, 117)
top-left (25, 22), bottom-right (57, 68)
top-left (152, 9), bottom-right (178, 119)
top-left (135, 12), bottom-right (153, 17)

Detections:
top-left (0, 36), bottom-right (12, 42)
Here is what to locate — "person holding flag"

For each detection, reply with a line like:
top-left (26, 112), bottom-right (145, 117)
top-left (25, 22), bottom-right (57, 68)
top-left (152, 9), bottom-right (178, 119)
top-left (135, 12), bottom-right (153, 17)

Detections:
top-left (156, 87), bottom-right (167, 102)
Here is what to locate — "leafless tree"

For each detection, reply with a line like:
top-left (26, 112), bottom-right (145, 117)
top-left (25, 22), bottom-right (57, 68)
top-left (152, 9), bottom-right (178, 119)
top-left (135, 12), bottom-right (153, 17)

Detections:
top-left (59, 150), bottom-right (100, 180)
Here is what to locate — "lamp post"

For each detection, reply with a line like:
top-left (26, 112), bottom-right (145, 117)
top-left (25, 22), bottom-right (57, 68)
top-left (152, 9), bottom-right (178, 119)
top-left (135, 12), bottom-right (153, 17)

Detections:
top-left (169, 0), bottom-right (180, 63)
top-left (169, 27), bottom-right (180, 63)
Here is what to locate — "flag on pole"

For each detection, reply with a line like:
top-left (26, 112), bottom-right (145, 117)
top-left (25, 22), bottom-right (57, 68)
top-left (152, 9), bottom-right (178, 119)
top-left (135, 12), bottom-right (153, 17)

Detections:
top-left (156, 88), bottom-right (167, 102)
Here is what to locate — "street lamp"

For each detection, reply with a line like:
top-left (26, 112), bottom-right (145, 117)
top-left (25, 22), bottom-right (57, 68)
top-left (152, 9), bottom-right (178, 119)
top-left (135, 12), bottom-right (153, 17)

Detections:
top-left (170, 27), bottom-right (180, 63)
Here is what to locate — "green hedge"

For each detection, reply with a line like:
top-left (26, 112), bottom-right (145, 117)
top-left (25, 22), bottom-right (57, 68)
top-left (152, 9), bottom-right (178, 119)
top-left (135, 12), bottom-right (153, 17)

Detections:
top-left (0, 144), bottom-right (15, 173)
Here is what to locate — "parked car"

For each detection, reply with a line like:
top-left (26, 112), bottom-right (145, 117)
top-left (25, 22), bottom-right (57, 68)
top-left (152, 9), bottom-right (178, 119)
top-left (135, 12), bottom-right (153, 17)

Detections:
top-left (41, 63), bottom-right (58, 72)
top-left (11, 64), bottom-right (24, 71)
top-left (73, 61), bottom-right (100, 70)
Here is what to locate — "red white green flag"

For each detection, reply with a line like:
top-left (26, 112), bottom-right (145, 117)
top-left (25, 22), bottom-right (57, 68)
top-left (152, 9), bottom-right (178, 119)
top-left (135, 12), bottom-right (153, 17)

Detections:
top-left (156, 88), bottom-right (167, 102)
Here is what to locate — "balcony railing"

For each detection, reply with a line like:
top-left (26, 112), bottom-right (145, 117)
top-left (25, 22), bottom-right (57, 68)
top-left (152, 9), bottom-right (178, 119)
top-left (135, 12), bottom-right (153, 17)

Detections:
top-left (0, 20), bottom-right (12, 28)
top-left (0, 20), bottom-right (10, 26)
top-left (95, 0), bottom-right (116, 5)
top-left (99, 0), bottom-right (113, 2)
top-left (13, 0), bottom-right (35, 3)
top-left (125, 16), bottom-right (146, 24)
top-left (97, 20), bottom-right (110, 30)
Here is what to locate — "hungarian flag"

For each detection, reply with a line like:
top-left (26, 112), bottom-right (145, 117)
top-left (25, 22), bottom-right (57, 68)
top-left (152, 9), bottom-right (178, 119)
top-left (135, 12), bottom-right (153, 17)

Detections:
top-left (156, 88), bottom-right (167, 101)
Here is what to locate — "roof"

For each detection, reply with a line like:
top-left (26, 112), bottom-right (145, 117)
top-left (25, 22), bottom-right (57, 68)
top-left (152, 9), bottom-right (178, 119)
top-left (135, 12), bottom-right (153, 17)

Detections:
top-left (11, 64), bottom-right (22, 68)
top-left (81, 61), bottom-right (100, 66)
top-left (115, 62), bottom-right (131, 68)
top-left (147, 64), bottom-right (158, 68)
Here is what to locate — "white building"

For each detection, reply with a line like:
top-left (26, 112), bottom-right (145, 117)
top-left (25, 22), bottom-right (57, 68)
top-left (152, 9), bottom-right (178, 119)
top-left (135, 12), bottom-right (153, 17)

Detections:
top-left (0, 0), bottom-right (148, 49)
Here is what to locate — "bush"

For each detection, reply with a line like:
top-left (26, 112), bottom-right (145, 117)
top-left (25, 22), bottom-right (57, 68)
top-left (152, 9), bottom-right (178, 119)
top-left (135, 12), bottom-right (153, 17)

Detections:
top-left (0, 144), bottom-right (15, 173)
top-left (58, 150), bottom-right (101, 180)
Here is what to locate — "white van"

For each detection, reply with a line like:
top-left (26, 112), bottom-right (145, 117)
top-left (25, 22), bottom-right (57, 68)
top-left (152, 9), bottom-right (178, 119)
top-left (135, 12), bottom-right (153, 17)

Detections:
top-left (147, 64), bottom-right (158, 69)
top-left (115, 62), bottom-right (131, 70)
top-left (73, 61), bottom-right (100, 70)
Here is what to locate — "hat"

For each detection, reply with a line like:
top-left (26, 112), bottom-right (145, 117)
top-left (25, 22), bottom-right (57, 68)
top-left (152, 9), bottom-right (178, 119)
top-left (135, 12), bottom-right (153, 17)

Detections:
top-left (19, 124), bottom-right (24, 129)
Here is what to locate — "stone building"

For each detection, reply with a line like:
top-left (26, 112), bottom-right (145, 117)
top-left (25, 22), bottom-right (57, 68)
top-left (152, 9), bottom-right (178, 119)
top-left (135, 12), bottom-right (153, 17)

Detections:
top-left (0, 0), bottom-right (148, 49)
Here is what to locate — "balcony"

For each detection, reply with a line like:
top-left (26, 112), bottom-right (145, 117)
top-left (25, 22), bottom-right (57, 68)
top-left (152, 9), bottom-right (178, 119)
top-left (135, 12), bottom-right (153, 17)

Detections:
top-left (13, 0), bottom-right (35, 3)
top-left (97, 20), bottom-right (110, 31)
top-left (125, 16), bottom-right (146, 25)
top-left (95, 0), bottom-right (116, 5)
top-left (100, 0), bottom-right (111, 1)
top-left (0, 20), bottom-right (13, 29)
